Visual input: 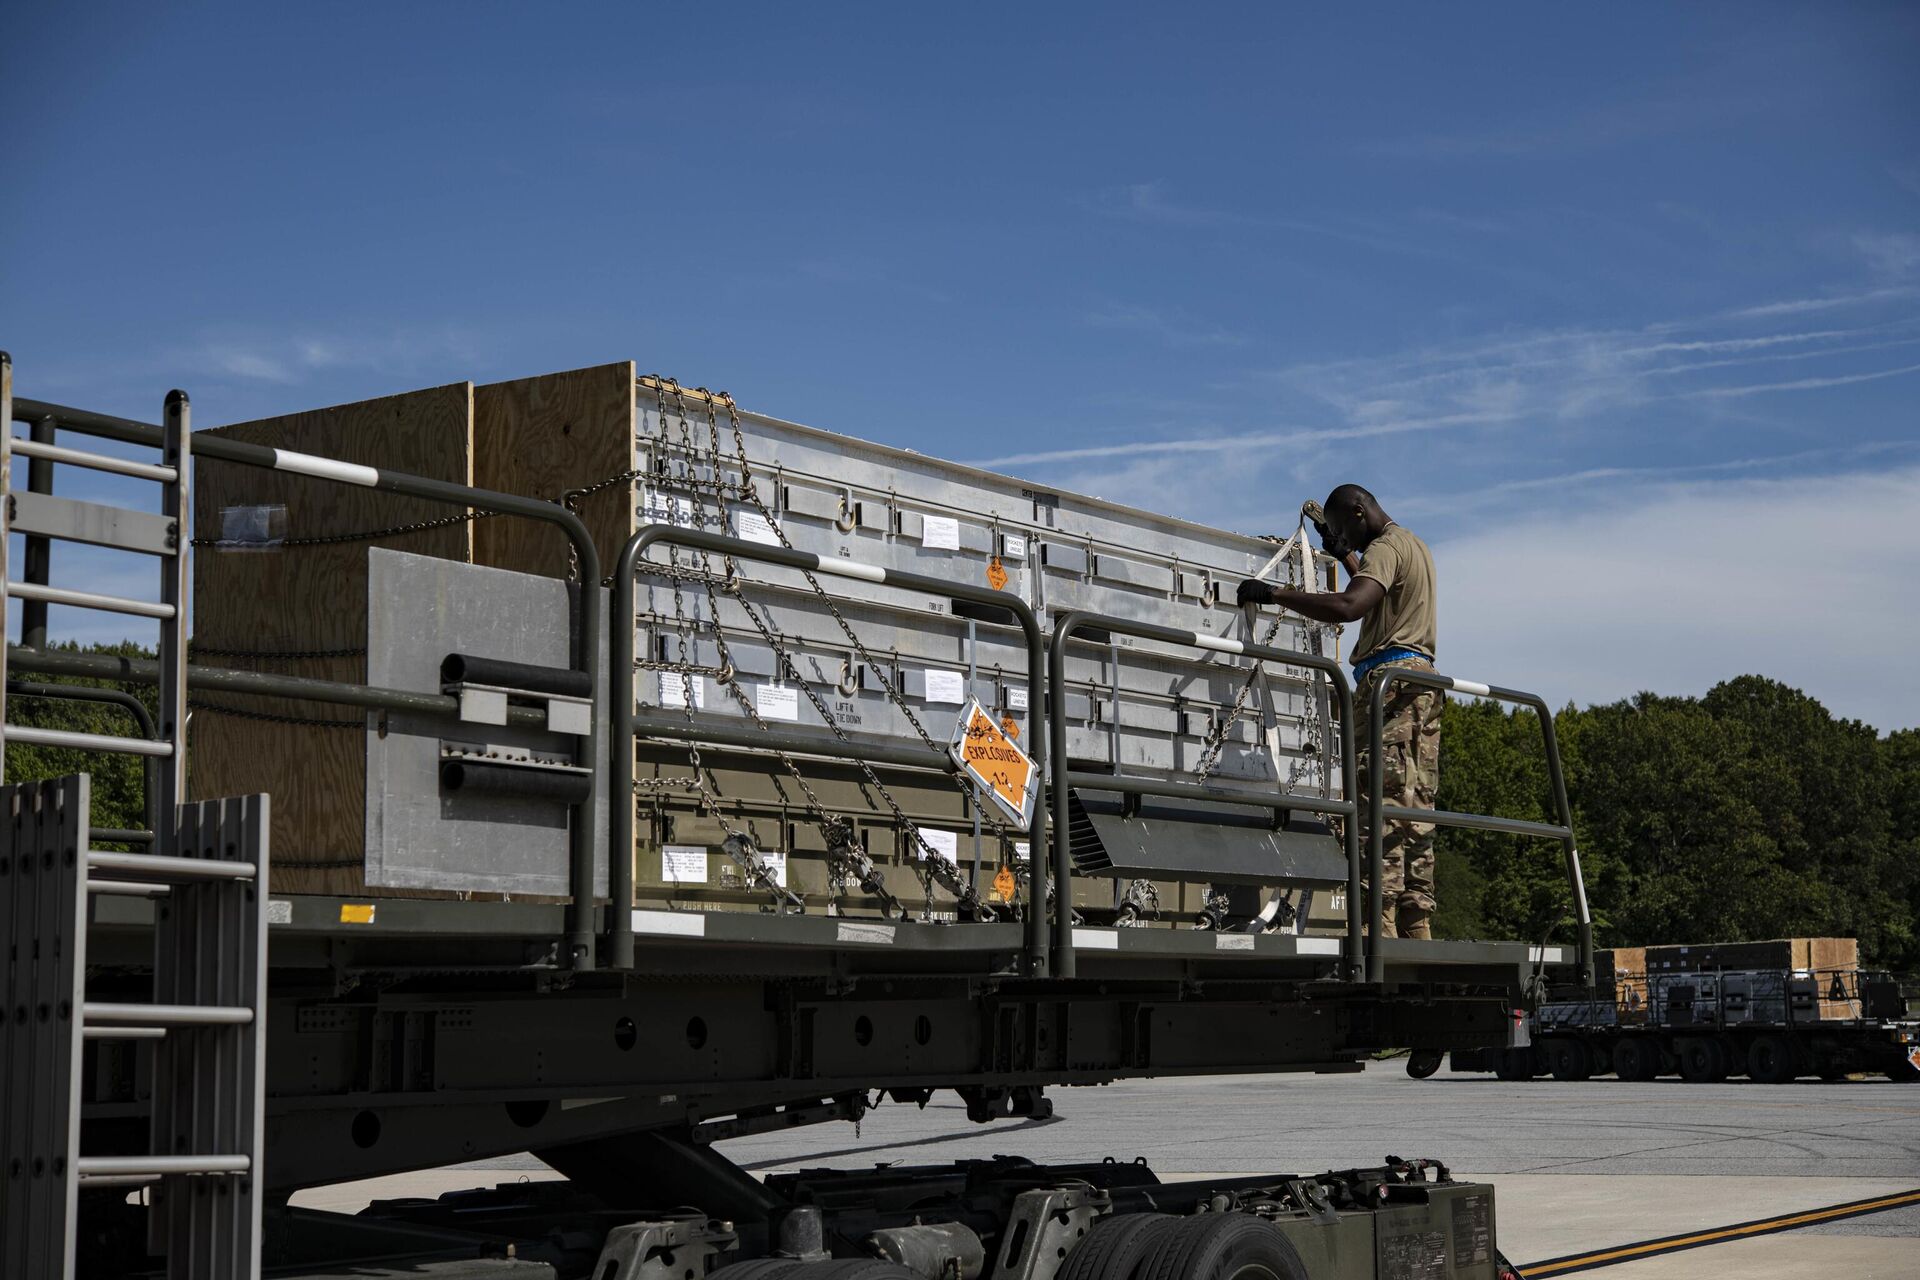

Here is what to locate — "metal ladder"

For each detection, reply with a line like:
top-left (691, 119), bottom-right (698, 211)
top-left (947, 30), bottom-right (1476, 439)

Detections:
top-left (0, 352), bottom-right (269, 1279)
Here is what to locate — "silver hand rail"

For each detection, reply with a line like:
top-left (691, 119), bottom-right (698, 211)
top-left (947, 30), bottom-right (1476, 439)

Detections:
top-left (1365, 666), bottom-right (1594, 985)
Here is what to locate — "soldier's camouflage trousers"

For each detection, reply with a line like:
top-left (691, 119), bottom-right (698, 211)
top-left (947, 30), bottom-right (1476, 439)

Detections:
top-left (1353, 656), bottom-right (1441, 940)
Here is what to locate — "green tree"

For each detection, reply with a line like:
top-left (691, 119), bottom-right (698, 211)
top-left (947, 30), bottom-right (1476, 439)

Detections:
top-left (4, 641), bottom-right (160, 841)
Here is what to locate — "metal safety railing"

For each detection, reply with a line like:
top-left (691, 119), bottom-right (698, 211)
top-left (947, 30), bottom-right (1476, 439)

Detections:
top-left (6, 363), bottom-right (607, 967)
top-left (610, 525), bottom-right (1051, 973)
top-left (1048, 611), bottom-right (1362, 980)
top-left (1365, 667), bottom-right (1594, 985)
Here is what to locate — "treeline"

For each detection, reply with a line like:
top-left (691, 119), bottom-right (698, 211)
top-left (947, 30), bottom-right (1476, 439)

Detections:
top-left (1433, 674), bottom-right (1920, 970)
top-left (3, 643), bottom-right (160, 840)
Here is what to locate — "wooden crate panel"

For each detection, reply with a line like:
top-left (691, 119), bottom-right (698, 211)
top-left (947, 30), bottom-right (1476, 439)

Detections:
top-left (189, 381), bottom-right (474, 894)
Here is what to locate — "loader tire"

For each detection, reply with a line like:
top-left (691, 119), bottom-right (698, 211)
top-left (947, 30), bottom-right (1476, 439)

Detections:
top-left (1747, 1035), bottom-right (1799, 1084)
top-left (1613, 1037), bottom-right (1661, 1082)
top-left (1057, 1212), bottom-right (1180, 1280)
top-left (1135, 1214), bottom-right (1309, 1280)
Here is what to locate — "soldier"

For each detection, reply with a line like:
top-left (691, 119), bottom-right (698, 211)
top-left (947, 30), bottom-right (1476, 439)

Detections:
top-left (1236, 484), bottom-right (1440, 939)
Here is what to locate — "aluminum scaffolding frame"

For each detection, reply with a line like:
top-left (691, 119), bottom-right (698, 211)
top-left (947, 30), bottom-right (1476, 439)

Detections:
top-left (0, 353), bottom-right (271, 1279)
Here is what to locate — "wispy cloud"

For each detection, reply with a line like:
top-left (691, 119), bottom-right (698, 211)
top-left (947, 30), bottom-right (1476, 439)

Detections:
top-left (1854, 231), bottom-right (1920, 279)
top-left (1683, 360), bottom-right (1920, 398)
top-left (1717, 286), bottom-right (1918, 320)
top-left (1397, 439), bottom-right (1920, 515)
top-left (1436, 465), bottom-right (1920, 730)
top-left (971, 410), bottom-right (1510, 470)
top-left (167, 326), bottom-right (487, 390)
top-left (1093, 181), bottom-right (1448, 261)
top-left (1084, 302), bottom-right (1245, 348)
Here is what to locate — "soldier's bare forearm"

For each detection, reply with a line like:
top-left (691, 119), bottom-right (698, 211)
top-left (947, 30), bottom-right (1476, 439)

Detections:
top-left (1266, 587), bottom-right (1367, 625)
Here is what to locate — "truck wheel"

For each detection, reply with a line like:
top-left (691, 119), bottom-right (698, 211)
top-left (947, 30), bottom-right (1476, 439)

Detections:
top-left (1406, 1049), bottom-right (1443, 1079)
top-left (1546, 1039), bottom-right (1592, 1082)
top-left (1494, 1048), bottom-right (1535, 1081)
top-left (1747, 1035), bottom-right (1799, 1084)
top-left (1136, 1215), bottom-right (1308, 1280)
top-left (1678, 1038), bottom-right (1728, 1083)
top-left (1613, 1038), bottom-right (1660, 1082)
top-left (1057, 1212), bottom-right (1179, 1280)
top-left (710, 1263), bottom-right (806, 1280)
top-left (1711, 1037), bottom-right (1740, 1080)
top-left (783, 1263), bottom-right (921, 1280)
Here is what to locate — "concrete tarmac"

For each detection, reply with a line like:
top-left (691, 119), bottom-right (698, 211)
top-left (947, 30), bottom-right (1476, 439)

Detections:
top-left (290, 1062), bottom-right (1920, 1277)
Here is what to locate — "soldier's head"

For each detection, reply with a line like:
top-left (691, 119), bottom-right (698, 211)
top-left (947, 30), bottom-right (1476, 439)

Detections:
top-left (1323, 483), bottom-right (1389, 550)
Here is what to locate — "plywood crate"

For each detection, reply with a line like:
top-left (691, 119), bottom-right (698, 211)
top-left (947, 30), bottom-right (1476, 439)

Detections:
top-left (189, 381), bottom-right (477, 896)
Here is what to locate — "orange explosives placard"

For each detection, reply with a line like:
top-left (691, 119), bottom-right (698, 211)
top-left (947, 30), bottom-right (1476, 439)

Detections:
top-left (986, 556), bottom-right (1009, 591)
top-left (947, 698), bottom-right (1037, 826)
top-left (993, 864), bottom-right (1017, 903)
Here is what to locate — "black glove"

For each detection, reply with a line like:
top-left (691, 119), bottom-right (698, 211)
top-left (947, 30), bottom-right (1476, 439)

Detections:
top-left (1314, 521), bottom-right (1351, 563)
top-left (1236, 579), bottom-right (1276, 607)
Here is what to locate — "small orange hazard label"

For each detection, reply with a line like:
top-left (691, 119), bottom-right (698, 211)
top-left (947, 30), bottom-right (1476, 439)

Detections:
top-left (993, 864), bottom-right (1017, 903)
top-left (1001, 715), bottom-right (1020, 740)
top-left (986, 556), bottom-right (1009, 591)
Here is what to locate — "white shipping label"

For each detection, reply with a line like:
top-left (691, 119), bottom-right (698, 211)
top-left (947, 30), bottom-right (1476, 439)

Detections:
top-left (923, 669), bottom-right (966, 704)
top-left (736, 510), bottom-right (783, 546)
top-left (662, 845), bottom-right (708, 884)
top-left (1003, 533), bottom-right (1027, 558)
top-left (659, 672), bottom-right (706, 710)
top-left (641, 489), bottom-right (695, 528)
top-left (1006, 686), bottom-right (1030, 712)
top-left (921, 515), bottom-right (961, 550)
top-left (917, 828), bottom-right (959, 862)
top-left (1013, 841), bottom-right (1029, 859)
top-left (759, 848), bottom-right (788, 888)
top-left (755, 684), bottom-right (800, 721)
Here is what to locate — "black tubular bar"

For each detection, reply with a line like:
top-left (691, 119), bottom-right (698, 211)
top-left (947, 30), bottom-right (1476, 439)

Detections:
top-left (611, 525), bottom-right (1049, 975)
top-left (1049, 611), bottom-right (1362, 982)
top-left (1366, 667), bottom-right (1594, 986)
top-left (632, 708), bottom-right (965, 775)
top-left (20, 414), bottom-right (55, 648)
top-left (8, 646), bottom-right (551, 729)
top-left (10, 393), bottom-right (605, 968)
top-left (6, 679), bottom-right (161, 837)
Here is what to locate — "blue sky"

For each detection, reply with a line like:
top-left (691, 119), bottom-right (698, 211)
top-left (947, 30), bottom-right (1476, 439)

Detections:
top-left (4, 4), bottom-right (1918, 726)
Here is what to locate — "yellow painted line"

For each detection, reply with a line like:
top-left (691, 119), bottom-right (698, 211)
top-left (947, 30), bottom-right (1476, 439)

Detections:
top-left (1522, 1187), bottom-right (1920, 1276)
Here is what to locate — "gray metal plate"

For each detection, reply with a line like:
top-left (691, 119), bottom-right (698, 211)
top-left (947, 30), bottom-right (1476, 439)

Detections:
top-left (365, 550), bottom-right (608, 895)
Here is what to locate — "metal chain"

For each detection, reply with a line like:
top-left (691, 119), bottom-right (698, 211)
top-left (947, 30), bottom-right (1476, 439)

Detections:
top-left (189, 509), bottom-right (495, 549)
top-left (708, 390), bottom-right (1007, 916)
top-left (714, 391), bottom-right (1017, 842)
top-left (633, 382), bottom-right (995, 920)
top-left (188, 643), bottom-right (369, 660)
top-left (1194, 526), bottom-right (1333, 783)
top-left (188, 699), bottom-right (362, 728)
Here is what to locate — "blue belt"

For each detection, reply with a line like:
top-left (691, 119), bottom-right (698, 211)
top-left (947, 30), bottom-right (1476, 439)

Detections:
top-left (1352, 646), bottom-right (1432, 685)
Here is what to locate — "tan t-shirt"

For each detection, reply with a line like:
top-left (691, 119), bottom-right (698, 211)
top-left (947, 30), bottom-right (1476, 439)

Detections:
top-left (1351, 523), bottom-right (1437, 662)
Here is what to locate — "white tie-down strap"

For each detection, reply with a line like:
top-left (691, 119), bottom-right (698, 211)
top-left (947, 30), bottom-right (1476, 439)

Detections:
top-left (1239, 515), bottom-right (1312, 770)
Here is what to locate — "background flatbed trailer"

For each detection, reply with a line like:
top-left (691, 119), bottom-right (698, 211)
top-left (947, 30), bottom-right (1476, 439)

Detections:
top-left (1448, 961), bottom-right (1919, 1084)
top-left (1, 358), bottom-right (1568, 1280)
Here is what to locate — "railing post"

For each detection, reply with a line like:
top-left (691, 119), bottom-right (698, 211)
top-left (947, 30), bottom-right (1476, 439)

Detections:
top-left (1, 351), bottom-right (12, 753)
top-left (157, 392), bottom-right (189, 857)
top-left (1366, 674), bottom-right (1389, 983)
top-left (21, 415), bottom-right (55, 649)
top-left (1536, 700), bottom-right (1595, 987)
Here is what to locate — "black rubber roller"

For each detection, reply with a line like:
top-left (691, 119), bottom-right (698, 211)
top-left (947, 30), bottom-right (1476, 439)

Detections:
top-left (441, 652), bottom-right (591, 698)
top-left (439, 759), bottom-right (591, 803)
